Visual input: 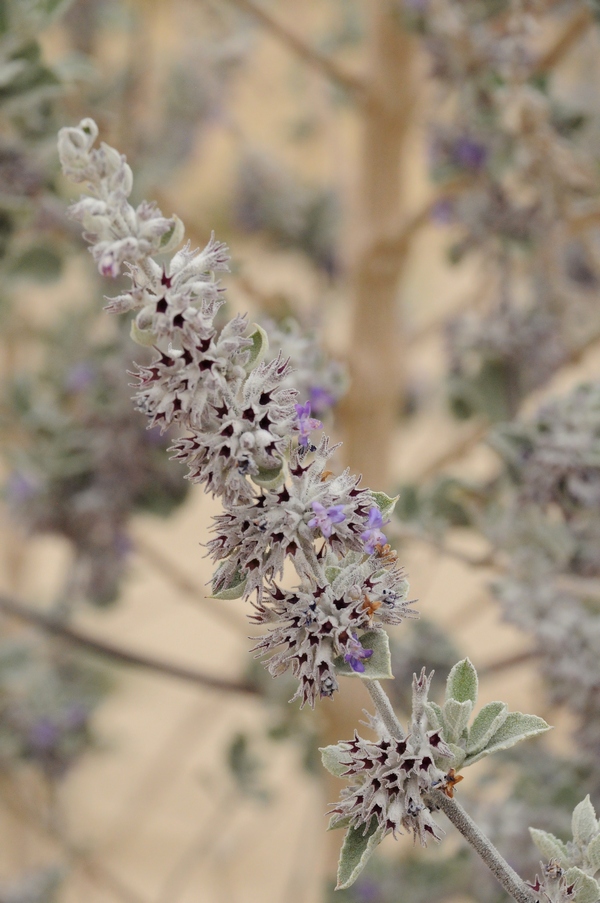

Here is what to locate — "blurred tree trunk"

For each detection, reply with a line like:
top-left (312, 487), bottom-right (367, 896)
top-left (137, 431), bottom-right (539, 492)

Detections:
top-left (340, 0), bottom-right (415, 490)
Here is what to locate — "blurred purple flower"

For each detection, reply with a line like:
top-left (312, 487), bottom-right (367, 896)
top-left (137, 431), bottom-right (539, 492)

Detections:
top-left (454, 137), bottom-right (487, 172)
top-left (65, 361), bottom-right (95, 393)
top-left (29, 718), bottom-right (60, 751)
top-left (431, 197), bottom-right (456, 225)
top-left (6, 471), bottom-right (39, 504)
top-left (308, 385), bottom-right (336, 415)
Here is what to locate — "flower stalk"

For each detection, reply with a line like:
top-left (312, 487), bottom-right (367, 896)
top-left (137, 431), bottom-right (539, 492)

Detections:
top-left (57, 118), bottom-right (566, 903)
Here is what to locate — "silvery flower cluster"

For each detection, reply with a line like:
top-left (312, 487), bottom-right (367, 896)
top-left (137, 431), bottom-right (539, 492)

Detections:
top-left (408, 0), bottom-right (600, 420)
top-left (260, 316), bottom-right (346, 418)
top-left (528, 796), bottom-right (600, 903)
top-left (323, 670), bottom-right (453, 849)
top-left (3, 311), bottom-right (187, 606)
top-left (486, 383), bottom-right (600, 761)
top-left (57, 119), bottom-right (410, 708)
top-left (59, 120), bottom-right (564, 896)
top-left (0, 633), bottom-right (105, 778)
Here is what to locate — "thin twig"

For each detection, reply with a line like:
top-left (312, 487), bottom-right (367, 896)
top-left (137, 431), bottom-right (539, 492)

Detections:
top-left (366, 680), bottom-right (405, 741)
top-left (531, 7), bottom-right (593, 77)
top-left (222, 0), bottom-right (367, 100)
top-left (391, 524), bottom-right (497, 569)
top-left (366, 680), bottom-right (535, 903)
top-left (431, 793), bottom-right (536, 903)
top-left (415, 423), bottom-right (489, 482)
top-left (0, 594), bottom-right (258, 696)
top-left (479, 649), bottom-right (539, 677)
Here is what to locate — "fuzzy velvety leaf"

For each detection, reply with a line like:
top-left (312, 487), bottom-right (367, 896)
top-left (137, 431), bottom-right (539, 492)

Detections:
top-left (572, 797), bottom-right (599, 849)
top-left (442, 698), bottom-right (472, 744)
top-left (210, 567), bottom-right (247, 601)
top-left (425, 701), bottom-right (442, 731)
top-left (585, 834), bottom-right (600, 873)
top-left (467, 701), bottom-right (508, 755)
top-left (444, 742), bottom-right (467, 771)
top-left (446, 658), bottom-right (478, 705)
top-left (334, 630), bottom-right (393, 680)
top-left (529, 828), bottom-right (569, 866)
top-left (336, 819), bottom-right (385, 890)
top-left (370, 491), bottom-right (398, 518)
top-left (251, 465), bottom-right (284, 489)
top-left (159, 214), bottom-right (184, 253)
top-left (246, 323), bottom-right (269, 368)
top-left (130, 320), bottom-right (158, 347)
top-left (464, 712), bottom-right (550, 766)
top-left (328, 813), bottom-right (352, 832)
top-left (320, 744), bottom-right (351, 778)
top-left (325, 566), bottom-right (342, 584)
top-left (564, 868), bottom-right (600, 903)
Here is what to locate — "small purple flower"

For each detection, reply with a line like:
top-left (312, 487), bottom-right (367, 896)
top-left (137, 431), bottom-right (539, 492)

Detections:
top-left (308, 385), bottom-right (336, 415)
top-left (360, 506), bottom-right (389, 554)
top-left (343, 633), bottom-right (373, 673)
top-left (6, 471), bottom-right (39, 505)
top-left (431, 197), bottom-right (456, 225)
top-left (65, 362), bottom-right (94, 393)
top-left (307, 501), bottom-right (346, 538)
top-left (294, 401), bottom-right (322, 447)
top-left (454, 137), bottom-right (487, 172)
top-left (29, 718), bottom-right (60, 751)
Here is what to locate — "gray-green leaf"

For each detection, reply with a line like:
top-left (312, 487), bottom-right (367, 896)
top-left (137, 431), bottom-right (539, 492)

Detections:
top-left (251, 465), bottom-right (284, 489)
top-left (334, 630), bottom-right (393, 680)
top-left (573, 797), bottom-right (599, 849)
top-left (467, 702), bottom-right (508, 755)
top-left (529, 828), bottom-right (569, 866)
top-left (585, 834), bottom-right (600, 874)
top-left (446, 658), bottom-right (478, 705)
top-left (424, 702), bottom-right (442, 731)
top-left (442, 698), bottom-right (472, 744)
top-left (320, 744), bottom-right (351, 778)
top-left (210, 568), bottom-right (248, 601)
top-left (336, 819), bottom-right (385, 890)
top-left (464, 712), bottom-right (550, 767)
top-left (564, 868), bottom-right (600, 903)
top-left (325, 566), bottom-right (342, 584)
top-left (370, 491), bottom-right (398, 518)
top-left (245, 324), bottom-right (269, 368)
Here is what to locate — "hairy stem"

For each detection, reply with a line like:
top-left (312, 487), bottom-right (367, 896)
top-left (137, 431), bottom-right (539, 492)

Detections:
top-left (431, 792), bottom-right (536, 903)
top-left (367, 677), bottom-right (534, 903)
top-left (366, 679), bottom-right (405, 741)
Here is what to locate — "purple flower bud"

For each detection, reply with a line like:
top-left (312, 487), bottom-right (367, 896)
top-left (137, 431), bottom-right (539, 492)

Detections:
top-left (360, 506), bottom-right (390, 554)
top-left (308, 385), bottom-right (336, 415)
top-left (29, 718), bottom-right (60, 751)
top-left (294, 401), bottom-right (322, 446)
top-left (454, 137), bottom-right (487, 172)
top-left (6, 471), bottom-right (39, 505)
top-left (307, 501), bottom-right (346, 538)
top-left (343, 633), bottom-right (373, 673)
top-left (65, 362), bottom-right (94, 393)
top-left (431, 197), bottom-right (456, 225)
